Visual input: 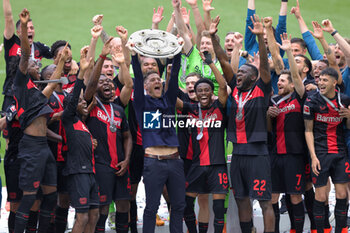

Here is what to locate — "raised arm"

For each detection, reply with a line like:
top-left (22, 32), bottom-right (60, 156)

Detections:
top-left (172, 0), bottom-right (193, 54)
top-left (322, 19), bottom-right (350, 68)
top-left (3, 0), bottom-right (15, 39)
top-left (291, 0), bottom-right (322, 60)
top-left (209, 16), bottom-right (235, 83)
top-left (116, 26), bottom-right (131, 68)
top-left (249, 15), bottom-right (270, 84)
top-left (201, 51), bottom-right (228, 107)
top-left (62, 49), bottom-right (91, 121)
top-left (185, 0), bottom-right (206, 49)
top-left (202, 0), bottom-right (214, 30)
top-left (42, 43), bottom-right (70, 98)
top-left (84, 39), bottom-right (112, 102)
top-left (18, 9), bottom-right (31, 74)
top-left (244, 0), bottom-right (258, 55)
top-left (264, 17), bottom-right (284, 75)
top-left (278, 33), bottom-right (305, 97)
top-left (311, 21), bottom-right (342, 84)
top-left (230, 34), bottom-right (243, 75)
top-left (112, 47), bottom-right (133, 106)
top-left (92, 14), bottom-right (111, 44)
top-left (152, 6), bottom-right (164, 30)
top-left (87, 25), bottom-right (103, 62)
top-left (275, 0), bottom-right (288, 53)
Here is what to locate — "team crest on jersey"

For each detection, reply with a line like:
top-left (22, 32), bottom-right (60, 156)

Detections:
top-left (100, 195), bottom-right (107, 202)
top-left (34, 49), bottom-right (40, 57)
top-left (10, 105), bottom-right (16, 112)
top-left (114, 110), bottom-right (120, 117)
top-left (79, 197), bottom-right (87, 205)
top-left (33, 181), bottom-right (40, 188)
top-left (303, 105), bottom-right (310, 115)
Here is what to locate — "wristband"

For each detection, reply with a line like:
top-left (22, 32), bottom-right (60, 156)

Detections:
top-left (331, 30), bottom-right (338, 36)
top-left (99, 55), bottom-right (107, 60)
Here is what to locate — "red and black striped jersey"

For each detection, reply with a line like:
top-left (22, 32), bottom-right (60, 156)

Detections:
top-left (182, 99), bottom-right (226, 166)
top-left (114, 77), bottom-right (142, 145)
top-left (4, 35), bottom-right (52, 96)
top-left (227, 78), bottom-right (271, 146)
top-left (86, 98), bottom-right (129, 171)
top-left (48, 92), bottom-right (67, 162)
top-left (303, 92), bottom-right (350, 154)
top-left (270, 91), bottom-right (307, 155)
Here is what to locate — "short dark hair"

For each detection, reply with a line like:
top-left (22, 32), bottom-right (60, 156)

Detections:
top-left (51, 40), bottom-right (72, 58)
top-left (318, 59), bottom-right (329, 67)
top-left (320, 67), bottom-right (339, 80)
top-left (16, 19), bottom-right (32, 30)
top-left (185, 72), bottom-right (202, 80)
top-left (280, 70), bottom-right (292, 83)
top-left (295, 54), bottom-right (312, 76)
top-left (143, 71), bottom-right (159, 83)
top-left (41, 64), bottom-right (56, 80)
top-left (194, 78), bottom-right (214, 92)
top-left (244, 64), bottom-right (259, 79)
top-left (291, 38), bottom-right (307, 50)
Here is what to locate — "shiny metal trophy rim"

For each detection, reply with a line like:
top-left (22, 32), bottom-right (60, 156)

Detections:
top-left (128, 29), bottom-right (183, 59)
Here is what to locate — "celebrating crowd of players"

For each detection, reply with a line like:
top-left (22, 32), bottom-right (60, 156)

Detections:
top-left (1, 0), bottom-right (350, 232)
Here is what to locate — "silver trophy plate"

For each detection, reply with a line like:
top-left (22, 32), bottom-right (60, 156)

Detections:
top-left (128, 29), bottom-right (183, 58)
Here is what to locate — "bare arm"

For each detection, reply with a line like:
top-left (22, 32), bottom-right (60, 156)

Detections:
top-left (172, 0), bottom-right (193, 54)
top-left (304, 119), bottom-right (321, 176)
top-left (278, 33), bottom-right (305, 97)
top-left (311, 21), bottom-right (342, 84)
top-left (291, 0), bottom-right (308, 34)
top-left (3, 0), bottom-right (15, 39)
top-left (202, 0), bottom-right (214, 30)
top-left (264, 17), bottom-right (284, 75)
top-left (18, 9), bottom-right (31, 75)
top-left (113, 49), bottom-right (133, 106)
top-left (209, 16), bottom-right (235, 83)
top-left (176, 97), bottom-right (184, 111)
top-left (166, 12), bottom-right (175, 32)
top-left (116, 26), bottom-right (131, 68)
top-left (84, 39), bottom-right (112, 102)
top-left (87, 25), bottom-right (103, 62)
top-left (322, 19), bottom-right (350, 67)
top-left (185, 0), bottom-right (206, 49)
top-left (250, 15), bottom-right (270, 84)
top-left (152, 6), bottom-right (164, 29)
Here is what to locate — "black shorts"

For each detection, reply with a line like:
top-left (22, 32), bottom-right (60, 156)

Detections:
top-left (95, 163), bottom-right (132, 205)
top-left (67, 173), bottom-right (99, 213)
top-left (182, 158), bottom-right (192, 176)
top-left (129, 143), bottom-right (144, 184)
top-left (4, 158), bottom-right (22, 202)
top-left (186, 165), bottom-right (229, 194)
top-left (230, 154), bottom-right (272, 200)
top-left (18, 134), bottom-right (57, 192)
top-left (271, 154), bottom-right (305, 194)
top-left (57, 162), bottom-right (68, 193)
top-left (312, 153), bottom-right (350, 188)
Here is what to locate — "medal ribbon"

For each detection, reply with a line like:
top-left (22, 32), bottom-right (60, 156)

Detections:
top-left (95, 97), bottom-right (115, 129)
